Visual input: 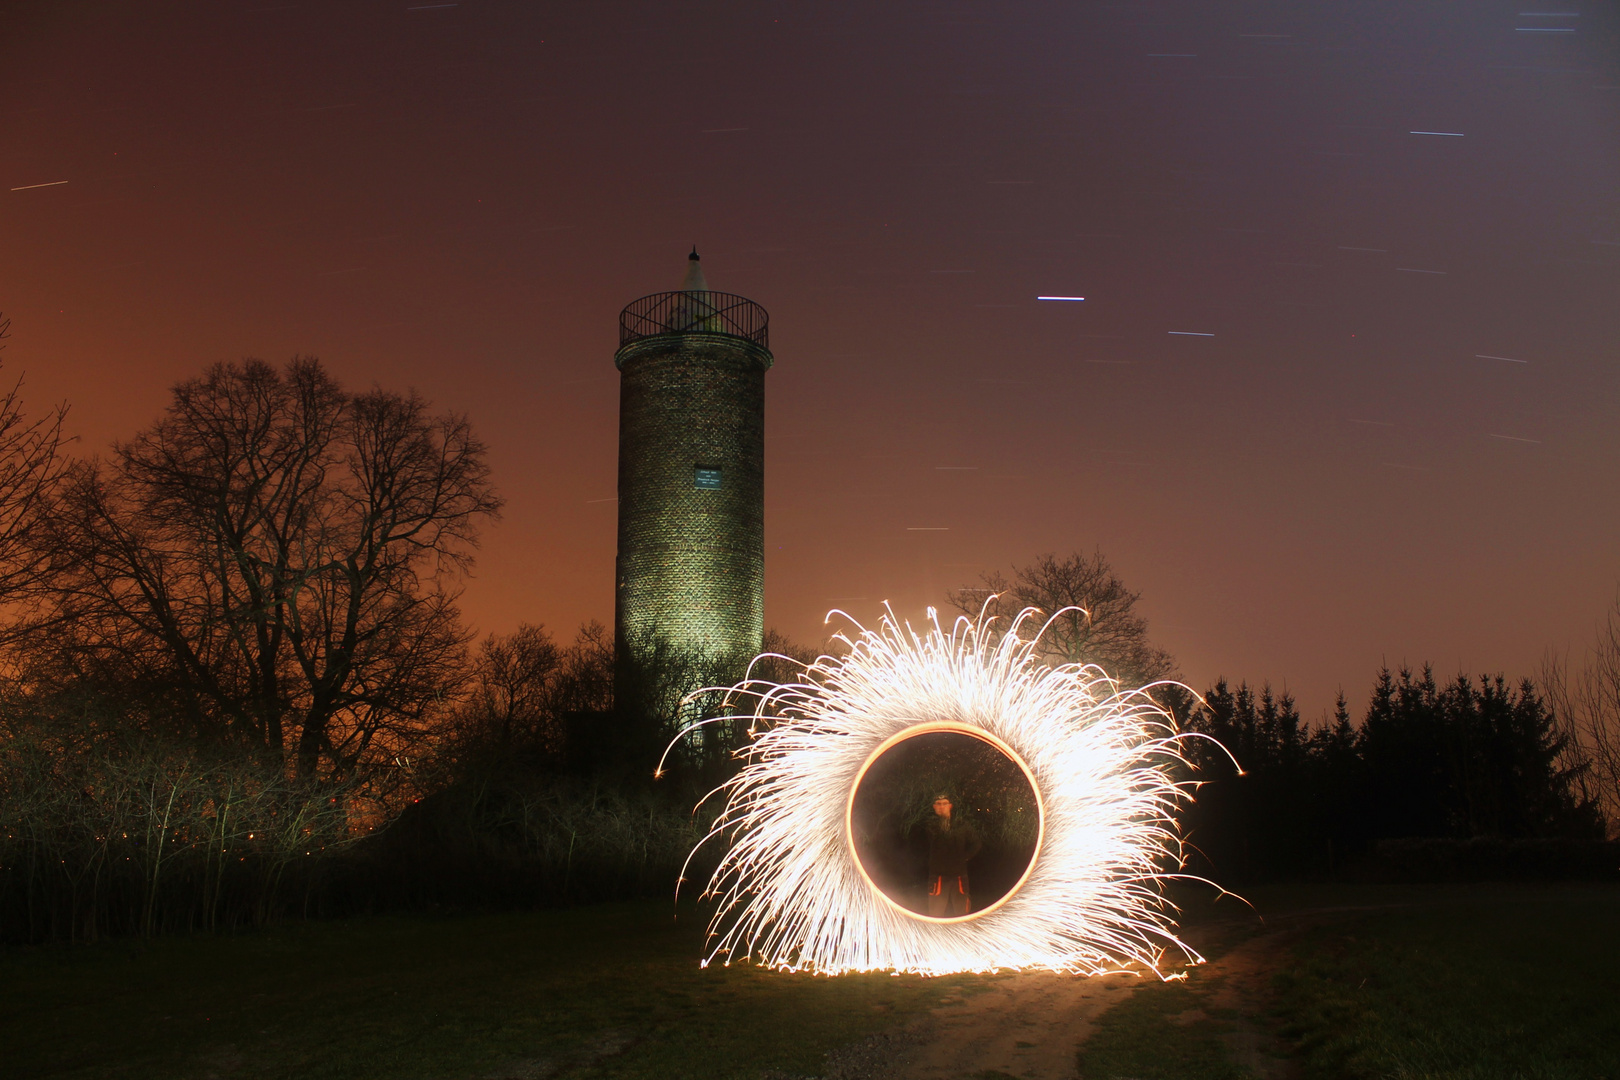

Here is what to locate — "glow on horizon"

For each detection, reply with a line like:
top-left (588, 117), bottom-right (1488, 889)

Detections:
top-left (664, 604), bottom-right (1235, 977)
top-left (1037, 295), bottom-right (1087, 301)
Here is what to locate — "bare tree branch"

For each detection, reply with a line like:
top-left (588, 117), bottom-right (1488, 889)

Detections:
top-left (0, 313), bottom-right (70, 618)
top-left (1544, 589), bottom-right (1620, 835)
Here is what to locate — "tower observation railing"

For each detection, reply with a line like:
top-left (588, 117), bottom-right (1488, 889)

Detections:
top-left (618, 290), bottom-right (770, 350)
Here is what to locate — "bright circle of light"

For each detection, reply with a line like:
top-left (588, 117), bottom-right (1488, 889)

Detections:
top-left (844, 721), bottom-right (1046, 925)
top-left (671, 604), bottom-right (1225, 976)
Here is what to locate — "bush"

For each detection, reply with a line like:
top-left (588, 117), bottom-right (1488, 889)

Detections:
top-left (354, 771), bottom-right (708, 910)
top-left (1360, 837), bottom-right (1620, 882)
top-left (0, 732), bottom-right (358, 943)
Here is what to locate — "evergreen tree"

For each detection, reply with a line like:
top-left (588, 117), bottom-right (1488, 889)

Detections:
top-left (1182, 664), bottom-right (1603, 883)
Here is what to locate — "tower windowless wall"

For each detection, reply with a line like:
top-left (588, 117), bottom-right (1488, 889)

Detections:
top-left (613, 251), bottom-right (772, 684)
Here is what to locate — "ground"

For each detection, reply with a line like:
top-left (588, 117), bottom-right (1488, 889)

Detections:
top-left (2, 883), bottom-right (1616, 1079)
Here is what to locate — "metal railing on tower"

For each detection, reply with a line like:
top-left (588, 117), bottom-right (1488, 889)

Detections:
top-left (618, 290), bottom-right (770, 350)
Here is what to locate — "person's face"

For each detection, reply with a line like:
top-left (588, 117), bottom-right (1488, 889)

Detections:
top-left (933, 797), bottom-right (952, 819)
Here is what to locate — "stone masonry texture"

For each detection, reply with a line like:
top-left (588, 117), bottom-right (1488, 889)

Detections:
top-left (614, 331), bottom-right (772, 672)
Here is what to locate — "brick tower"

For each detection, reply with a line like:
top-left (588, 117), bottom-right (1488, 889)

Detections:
top-left (613, 250), bottom-right (772, 688)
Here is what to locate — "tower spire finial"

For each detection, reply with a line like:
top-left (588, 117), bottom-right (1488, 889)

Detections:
top-left (690, 245), bottom-right (699, 261)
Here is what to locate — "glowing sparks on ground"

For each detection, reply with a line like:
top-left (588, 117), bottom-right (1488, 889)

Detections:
top-left (667, 605), bottom-right (1231, 977)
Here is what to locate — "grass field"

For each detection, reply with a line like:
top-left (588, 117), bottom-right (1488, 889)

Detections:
top-left (4, 884), bottom-right (1617, 1079)
top-left (0, 902), bottom-right (978, 1080)
top-left (1078, 883), bottom-right (1620, 1080)
top-left (1274, 886), bottom-right (1620, 1079)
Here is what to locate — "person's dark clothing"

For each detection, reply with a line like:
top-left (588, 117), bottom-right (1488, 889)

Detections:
top-left (926, 818), bottom-right (981, 877)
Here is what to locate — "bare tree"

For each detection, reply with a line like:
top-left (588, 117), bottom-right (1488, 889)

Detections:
top-left (464, 623), bottom-right (563, 749)
top-left (26, 357), bottom-right (502, 781)
top-left (548, 620), bottom-right (614, 717)
top-left (947, 550), bottom-right (1175, 686)
top-left (0, 314), bottom-right (68, 613)
top-left (1542, 590), bottom-right (1620, 836)
top-left (435, 621), bottom-right (617, 778)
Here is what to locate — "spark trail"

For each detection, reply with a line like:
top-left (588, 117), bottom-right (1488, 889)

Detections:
top-left (667, 605), bottom-right (1232, 976)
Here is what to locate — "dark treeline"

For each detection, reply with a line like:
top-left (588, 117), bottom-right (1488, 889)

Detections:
top-left (1179, 667), bottom-right (1608, 881)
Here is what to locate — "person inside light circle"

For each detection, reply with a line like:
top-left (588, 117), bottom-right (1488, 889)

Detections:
top-left (925, 793), bottom-right (982, 916)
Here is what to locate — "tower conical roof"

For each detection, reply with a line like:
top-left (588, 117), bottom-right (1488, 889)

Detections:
top-left (681, 246), bottom-right (708, 292)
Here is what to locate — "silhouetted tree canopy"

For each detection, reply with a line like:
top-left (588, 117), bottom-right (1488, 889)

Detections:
top-left (947, 549), bottom-right (1175, 686)
top-left (441, 620), bottom-right (615, 769)
top-left (20, 357), bottom-right (502, 781)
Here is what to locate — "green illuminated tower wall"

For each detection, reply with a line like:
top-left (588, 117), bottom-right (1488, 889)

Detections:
top-left (613, 252), bottom-right (772, 685)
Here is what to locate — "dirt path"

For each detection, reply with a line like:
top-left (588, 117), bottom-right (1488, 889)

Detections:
top-left (815, 905), bottom-right (1398, 1080)
top-left (1190, 904), bottom-right (1408, 1080)
top-left (817, 967), bottom-right (1147, 1080)
top-left (1190, 920), bottom-right (1305, 1080)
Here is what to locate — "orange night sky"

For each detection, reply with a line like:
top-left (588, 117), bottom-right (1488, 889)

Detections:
top-left (4, 0), bottom-right (1618, 718)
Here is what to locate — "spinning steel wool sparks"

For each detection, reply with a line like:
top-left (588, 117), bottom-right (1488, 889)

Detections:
top-left (664, 605), bottom-right (1231, 976)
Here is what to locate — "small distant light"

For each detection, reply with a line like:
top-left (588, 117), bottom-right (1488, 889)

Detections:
top-left (1036, 296), bottom-right (1086, 301)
